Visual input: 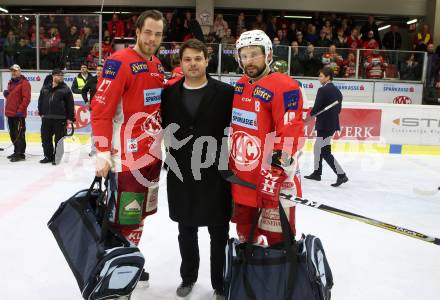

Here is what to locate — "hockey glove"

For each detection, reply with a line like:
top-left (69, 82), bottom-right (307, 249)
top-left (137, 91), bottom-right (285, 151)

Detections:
top-left (256, 150), bottom-right (293, 208)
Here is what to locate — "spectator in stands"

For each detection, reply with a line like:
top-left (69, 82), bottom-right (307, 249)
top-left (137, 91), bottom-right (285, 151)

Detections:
top-left (4, 30), bottom-right (17, 67)
top-left (341, 18), bottom-right (352, 36)
top-left (252, 13), bottom-right (266, 31)
top-left (315, 29), bottom-right (332, 48)
top-left (423, 70), bottom-right (440, 104)
top-left (333, 27), bottom-right (348, 48)
top-left (382, 25), bottom-right (402, 51)
top-left (364, 49), bottom-right (387, 79)
top-left (399, 53), bottom-right (421, 81)
top-left (220, 28), bottom-right (235, 46)
top-left (290, 40), bottom-right (305, 76)
top-left (342, 52), bottom-right (357, 78)
top-left (102, 36), bottom-right (114, 60)
top-left (346, 28), bottom-right (362, 50)
top-left (274, 29), bottom-right (289, 46)
top-left (361, 15), bottom-right (381, 48)
top-left (184, 11), bottom-right (205, 42)
top-left (322, 20), bottom-right (333, 40)
top-left (213, 14), bottom-right (229, 39)
top-left (322, 44), bottom-right (343, 77)
top-left (273, 37), bottom-right (288, 60)
top-left (207, 44), bottom-right (219, 73)
top-left (65, 38), bottom-right (86, 70)
top-left (266, 16), bottom-right (278, 41)
top-left (414, 24), bottom-right (433, 51)
top-left (86, 43), bottom-right (100, 70)
top-left (81, 26), bottom-right (97, 51)
top-left (126, 14), bottom-right (138, 37)
top-left (382, 25), bottom-right (402, 65)
top-left (236, 12), bottom-right (246, 37)
top-left (304, 44), bottom-right (322, 77)
top-left (304, 24), bottom-right (319, 44)
top-left (107, 13), bottom-right (125, 38)
top-left (46, 27), bottom-right (62, 69)
top-left (59, 16), bottom-right (73, 41)
top-left (287, 22), bottom-right (298, 44)
top-left (362, 30), bottom-right (380, 58)
top-left (71, 63), bottom-right (90, 94)
top-left (14, 38), bottom-right (33, 69)
top-left (65, 26), bottom-right (80, 48)
top-left (426, 43), bottom-right (439, 87)
top-left (295, 31), bottom-right (308, 47)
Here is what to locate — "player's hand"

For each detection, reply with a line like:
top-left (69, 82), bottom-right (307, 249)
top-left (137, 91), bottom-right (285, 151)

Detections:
top-left (256, 166), bottom-right (287, 209)
top-left (304, 113), bottom-right (313, 123)
top-left (96, 155), bottom-right (112, 178)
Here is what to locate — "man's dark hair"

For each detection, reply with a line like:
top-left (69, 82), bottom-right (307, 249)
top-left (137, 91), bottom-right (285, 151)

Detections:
top-left (179, 39), bottom-right (208, 60)
top-left (320, 67), bottom-right (334, 80)
top-left (135, 10), bottom-right (165, 31)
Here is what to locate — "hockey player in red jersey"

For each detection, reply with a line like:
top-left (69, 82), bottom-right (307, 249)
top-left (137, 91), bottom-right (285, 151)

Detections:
top-left (92, 10), bottom-right (165, 289)
top-left (229, 30), bottom-right (304, 246)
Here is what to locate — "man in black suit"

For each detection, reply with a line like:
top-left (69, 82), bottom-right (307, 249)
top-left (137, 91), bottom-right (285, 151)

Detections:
top-left (161, 39), bottom-right (234, 300)
top-left (305, 67), bottom-right (348, 187)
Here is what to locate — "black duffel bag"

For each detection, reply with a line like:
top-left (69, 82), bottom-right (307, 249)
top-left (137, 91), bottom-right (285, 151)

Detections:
top-left (48, 177), bottom-right (145, 300)
top-left (224, 202), bottom-right (333, 300)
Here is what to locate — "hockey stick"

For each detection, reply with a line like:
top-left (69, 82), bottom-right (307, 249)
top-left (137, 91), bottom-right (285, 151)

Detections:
top-left (304, 100), bottom-right (339, 124)
top-left (220, 170), bottom-right (440, 246)
top-left (413, 186), bottom-right (440, 196)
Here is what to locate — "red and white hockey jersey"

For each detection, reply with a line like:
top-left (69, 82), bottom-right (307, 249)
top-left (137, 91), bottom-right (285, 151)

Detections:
top-left (229, 72), bottom-right (304, 207)
top-left (91, 47), bottom-right (165, 172)
top-left (364, 54), bottom-right (387, 79)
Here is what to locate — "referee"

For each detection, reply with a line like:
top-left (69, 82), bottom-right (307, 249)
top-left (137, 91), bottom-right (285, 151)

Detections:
top-left (305, 67), bottom-right (348, 187)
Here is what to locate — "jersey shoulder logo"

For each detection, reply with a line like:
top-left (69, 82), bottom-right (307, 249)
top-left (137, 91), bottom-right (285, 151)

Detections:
top-left (253, 85), bottom-right (273, 103)
top-left (103, 59), bottom-right (122, 79)
top-left (234, 83), bottom-right (245, 95)
top-left (283, 89), bottom-right (300, 111)
top-left (130, 61), bottom-right (149, 74)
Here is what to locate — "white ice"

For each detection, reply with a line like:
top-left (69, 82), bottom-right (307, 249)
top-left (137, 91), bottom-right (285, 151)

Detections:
top-left (0, 142), bottom-right (439, 300)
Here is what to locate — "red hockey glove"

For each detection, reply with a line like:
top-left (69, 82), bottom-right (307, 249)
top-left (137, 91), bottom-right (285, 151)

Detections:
top-left (256, 166), bottom-right (287, 208)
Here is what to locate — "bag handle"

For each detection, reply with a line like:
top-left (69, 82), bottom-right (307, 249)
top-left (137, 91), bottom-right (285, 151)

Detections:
top-left (241, 202), bottom-right (298, 300)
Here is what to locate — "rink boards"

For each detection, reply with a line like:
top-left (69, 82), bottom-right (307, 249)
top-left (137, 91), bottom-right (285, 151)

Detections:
top-left (0, 93), bottom-right (439, 156)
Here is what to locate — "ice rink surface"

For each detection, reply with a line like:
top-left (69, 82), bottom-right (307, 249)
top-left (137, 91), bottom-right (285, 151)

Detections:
top-left (0, 142), bottom-right (439, 300)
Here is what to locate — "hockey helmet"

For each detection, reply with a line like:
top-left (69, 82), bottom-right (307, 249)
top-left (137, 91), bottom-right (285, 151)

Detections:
top-left (235, 30), bottom-right (273, 69)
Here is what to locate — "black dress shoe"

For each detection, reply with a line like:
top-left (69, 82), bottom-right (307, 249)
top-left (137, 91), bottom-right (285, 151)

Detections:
top-left (304, 172), bottom-right (321, 181)
top-left (10, 155), bottom-right (25, 162)
top-left (40, 157), bottom-right (53, 164)
top-left (331, 174), bottom-right (348, 187)
top-left (7, 153), bottom-right (16, 159)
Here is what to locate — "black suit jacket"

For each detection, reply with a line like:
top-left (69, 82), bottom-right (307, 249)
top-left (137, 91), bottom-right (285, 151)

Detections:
top-left (310, 82), bottom-right (343, 135)
top-left (161, 76), bottom-right (234, 226)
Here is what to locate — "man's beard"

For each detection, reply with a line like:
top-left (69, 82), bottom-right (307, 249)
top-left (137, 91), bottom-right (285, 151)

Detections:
top-left (244, 64), bottom-right (266, 79)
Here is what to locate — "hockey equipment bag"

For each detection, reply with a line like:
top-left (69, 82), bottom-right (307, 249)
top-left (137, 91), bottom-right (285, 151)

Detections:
top-left (224, 202), bottom-right (333, 300)
top-left (48, 176), bottom-right (145, 300)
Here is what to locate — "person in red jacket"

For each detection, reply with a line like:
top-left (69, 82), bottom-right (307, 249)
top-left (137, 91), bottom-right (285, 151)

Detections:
top-left (364, 50), bottom-right (387, 79)
top-left (3, 64), bottom-right (31, 162)
top-left (107, 13), bottom-right (125, 38)
top-left (92, 10), bottom-right (166, 288)
top-left (230, 30), bottom-right (304, 246)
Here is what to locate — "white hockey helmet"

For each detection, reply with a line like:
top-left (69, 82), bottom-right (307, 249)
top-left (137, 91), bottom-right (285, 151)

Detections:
top-left (235, 30), bottom-right (273, 69)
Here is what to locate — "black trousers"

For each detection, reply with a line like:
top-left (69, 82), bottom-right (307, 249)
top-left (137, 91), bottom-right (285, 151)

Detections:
top-left (178, 223), bottom-right (229, 291)
top-left (314, 130), bottom-right (345, 176)
top-left (41, 118), bottom-right (66, 161)
top-left (7, 117), bottom-right (26, 156)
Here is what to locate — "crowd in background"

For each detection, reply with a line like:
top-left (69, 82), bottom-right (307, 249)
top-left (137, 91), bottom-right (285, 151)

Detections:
top-left (0, 10), bottom-right (439, 84)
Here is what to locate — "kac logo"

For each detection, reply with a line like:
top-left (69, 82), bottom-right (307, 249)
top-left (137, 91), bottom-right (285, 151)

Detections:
top-left (230, 131), bottom-right (261, 166)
